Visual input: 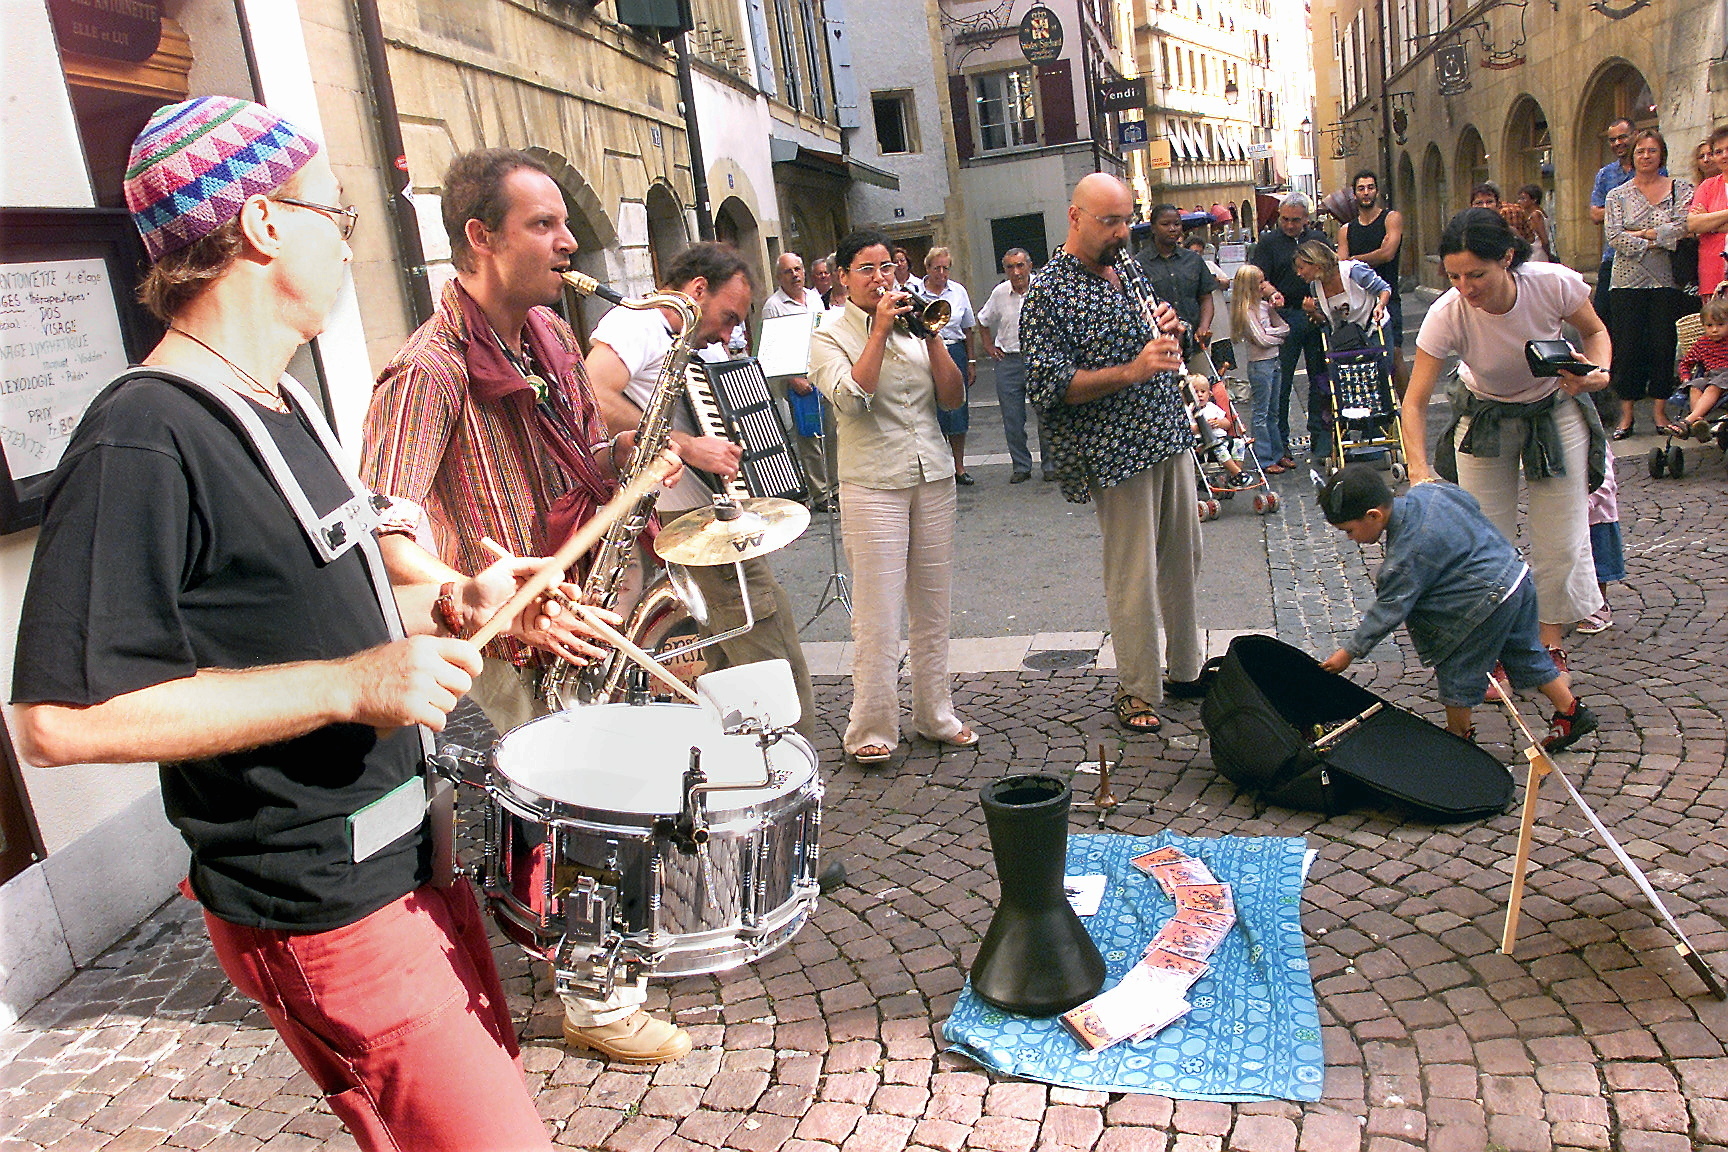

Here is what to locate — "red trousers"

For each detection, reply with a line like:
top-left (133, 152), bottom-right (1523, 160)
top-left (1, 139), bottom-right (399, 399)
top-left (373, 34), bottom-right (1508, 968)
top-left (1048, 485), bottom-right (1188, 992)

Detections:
top-left (203, 882), bottom-right (552, 1151)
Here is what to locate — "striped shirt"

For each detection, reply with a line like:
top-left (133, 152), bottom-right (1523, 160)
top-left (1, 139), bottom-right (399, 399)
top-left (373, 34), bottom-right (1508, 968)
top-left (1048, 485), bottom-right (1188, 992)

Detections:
top-left (362, 280), bottom-right (611, 665)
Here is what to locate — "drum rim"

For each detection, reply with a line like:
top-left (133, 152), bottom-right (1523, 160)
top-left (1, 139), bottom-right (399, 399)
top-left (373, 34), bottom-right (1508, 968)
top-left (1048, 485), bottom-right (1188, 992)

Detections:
top-left (490, 702), bottom-right (818, 824)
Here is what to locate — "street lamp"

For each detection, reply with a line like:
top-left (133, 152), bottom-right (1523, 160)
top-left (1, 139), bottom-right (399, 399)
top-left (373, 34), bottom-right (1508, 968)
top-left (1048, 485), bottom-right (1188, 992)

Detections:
top-left (1224, 78), bottom-right (1240, 103)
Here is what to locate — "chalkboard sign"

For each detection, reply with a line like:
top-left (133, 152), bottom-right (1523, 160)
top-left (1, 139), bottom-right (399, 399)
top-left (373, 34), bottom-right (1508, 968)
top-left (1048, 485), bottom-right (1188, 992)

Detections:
top-left (0, 209), bottom-right (157, 533)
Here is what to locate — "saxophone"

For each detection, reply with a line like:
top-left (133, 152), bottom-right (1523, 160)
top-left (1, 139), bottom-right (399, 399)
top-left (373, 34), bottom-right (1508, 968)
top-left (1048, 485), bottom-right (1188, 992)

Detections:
top-left (542, 270), bottom-right (707, 709)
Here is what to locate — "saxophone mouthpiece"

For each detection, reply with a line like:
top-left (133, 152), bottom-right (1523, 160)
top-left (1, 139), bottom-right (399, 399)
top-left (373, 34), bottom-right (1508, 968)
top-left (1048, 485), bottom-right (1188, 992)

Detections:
top-left (560, 270), bottom-right (625, 305)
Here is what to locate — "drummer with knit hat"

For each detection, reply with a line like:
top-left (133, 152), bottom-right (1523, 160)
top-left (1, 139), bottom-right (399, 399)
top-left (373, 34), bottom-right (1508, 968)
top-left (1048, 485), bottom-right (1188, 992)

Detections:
top-left (9, 96), bottom-right (568, 1150)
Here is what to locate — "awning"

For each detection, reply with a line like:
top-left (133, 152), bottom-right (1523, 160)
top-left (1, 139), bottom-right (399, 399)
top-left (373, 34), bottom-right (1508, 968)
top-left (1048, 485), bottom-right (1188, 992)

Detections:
top-left (769, 136), bottom-right (900, 191)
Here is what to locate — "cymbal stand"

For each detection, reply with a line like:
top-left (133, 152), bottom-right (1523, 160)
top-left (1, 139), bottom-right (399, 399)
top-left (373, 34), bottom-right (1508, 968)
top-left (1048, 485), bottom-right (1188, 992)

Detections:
top-left (804, 395), bottom-right (851, 628)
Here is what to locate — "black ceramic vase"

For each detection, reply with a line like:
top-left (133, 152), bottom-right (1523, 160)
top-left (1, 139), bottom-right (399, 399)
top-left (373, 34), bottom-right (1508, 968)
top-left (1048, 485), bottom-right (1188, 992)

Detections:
top-left (969, 774), bottom-right (1106, 1016)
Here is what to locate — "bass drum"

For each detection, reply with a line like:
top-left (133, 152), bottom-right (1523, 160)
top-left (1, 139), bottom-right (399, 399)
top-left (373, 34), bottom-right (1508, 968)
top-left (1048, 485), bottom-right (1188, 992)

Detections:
top-left (482, 702), bottom-right (822, 984)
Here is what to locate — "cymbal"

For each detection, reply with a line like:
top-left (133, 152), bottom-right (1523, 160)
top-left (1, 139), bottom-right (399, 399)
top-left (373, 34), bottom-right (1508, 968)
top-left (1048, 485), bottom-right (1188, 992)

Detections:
top-left (654, 497), bottom-right (811, 566)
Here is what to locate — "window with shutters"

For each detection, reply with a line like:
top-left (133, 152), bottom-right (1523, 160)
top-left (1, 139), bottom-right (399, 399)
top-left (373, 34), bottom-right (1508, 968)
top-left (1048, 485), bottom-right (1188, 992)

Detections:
top-left (974, 67), bottom-right (1038, 152)
top-left (771, 0), bottom-right (801, 112)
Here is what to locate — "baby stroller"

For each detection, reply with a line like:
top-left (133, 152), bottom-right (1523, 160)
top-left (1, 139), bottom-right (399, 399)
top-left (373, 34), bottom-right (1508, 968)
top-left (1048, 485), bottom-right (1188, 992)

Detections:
top-left (1184, 353), bottom-right (1279, 521)
top-left (1317, 317), bottom-right (1406, 480)
top-left (1649, 312), bottom-right (1728, 479)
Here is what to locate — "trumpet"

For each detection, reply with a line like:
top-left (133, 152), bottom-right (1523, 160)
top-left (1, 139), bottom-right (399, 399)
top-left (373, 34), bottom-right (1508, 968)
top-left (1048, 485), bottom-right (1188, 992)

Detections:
top-left (894, 289), bottom-right (952, 340)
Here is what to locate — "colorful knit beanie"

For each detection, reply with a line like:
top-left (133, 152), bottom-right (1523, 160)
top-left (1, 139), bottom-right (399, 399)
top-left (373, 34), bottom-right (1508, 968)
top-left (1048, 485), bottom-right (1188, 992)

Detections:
top-left (124, 96), bottom-right (321, 261)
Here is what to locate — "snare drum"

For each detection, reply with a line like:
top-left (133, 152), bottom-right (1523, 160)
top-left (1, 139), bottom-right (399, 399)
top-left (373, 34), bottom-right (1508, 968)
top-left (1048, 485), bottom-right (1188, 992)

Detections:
top-left (482, 703), bottom-right (822, 986)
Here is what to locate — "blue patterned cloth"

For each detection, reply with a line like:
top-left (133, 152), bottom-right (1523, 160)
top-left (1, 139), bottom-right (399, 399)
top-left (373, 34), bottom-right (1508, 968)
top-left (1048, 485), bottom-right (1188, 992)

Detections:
top-left (943, 833), bottom-right (1323, 1101)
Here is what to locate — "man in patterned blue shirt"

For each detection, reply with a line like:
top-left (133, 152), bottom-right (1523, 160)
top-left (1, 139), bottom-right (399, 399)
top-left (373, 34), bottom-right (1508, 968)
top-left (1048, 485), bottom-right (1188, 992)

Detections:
top-left (1023, 173), bottom-right (1204, 736)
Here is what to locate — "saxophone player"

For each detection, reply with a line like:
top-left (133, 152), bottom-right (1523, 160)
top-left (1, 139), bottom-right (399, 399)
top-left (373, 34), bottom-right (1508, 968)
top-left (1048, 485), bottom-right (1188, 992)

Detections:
top-left (361, 147), bottom-right (691, 1065)
top-left (1021, 173), bottom-right (1205, 738)
top-left (587, 242), bottom-right (819, 739)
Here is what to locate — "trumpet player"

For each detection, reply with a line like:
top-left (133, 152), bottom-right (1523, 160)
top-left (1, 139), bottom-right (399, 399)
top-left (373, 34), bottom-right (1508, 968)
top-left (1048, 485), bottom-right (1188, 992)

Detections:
top-left (361, 147), bottom-right (692, 1066)
top-left (810, 229), bottom-right (975, 765)
top-left (1022, 173), bottom-right (1206, 737)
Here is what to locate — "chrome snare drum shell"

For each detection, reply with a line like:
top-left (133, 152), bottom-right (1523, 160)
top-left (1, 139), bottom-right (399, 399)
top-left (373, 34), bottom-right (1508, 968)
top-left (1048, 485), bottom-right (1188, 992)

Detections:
top-left (482, 702), bottom-right (822, 980)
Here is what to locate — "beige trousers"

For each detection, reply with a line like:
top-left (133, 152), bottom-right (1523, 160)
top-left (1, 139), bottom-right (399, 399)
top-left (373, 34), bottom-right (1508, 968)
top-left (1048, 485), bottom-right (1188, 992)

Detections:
top-left (1090, 455), bottom-right (1204, 706)
top-left (1453, 398), bottom-right (1603, 626)
top-left (839, 478), bottom-right (963, 753)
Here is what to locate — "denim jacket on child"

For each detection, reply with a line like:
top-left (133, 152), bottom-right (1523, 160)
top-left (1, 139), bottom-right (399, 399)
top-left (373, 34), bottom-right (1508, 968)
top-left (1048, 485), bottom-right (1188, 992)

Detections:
top-left (1343, 481), bottom-right (1528, 666)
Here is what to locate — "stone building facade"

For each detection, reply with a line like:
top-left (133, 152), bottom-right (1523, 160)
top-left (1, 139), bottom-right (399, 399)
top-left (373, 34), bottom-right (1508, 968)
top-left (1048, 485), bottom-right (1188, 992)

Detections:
top-left (1313, 0), bottom-right (1727, 289)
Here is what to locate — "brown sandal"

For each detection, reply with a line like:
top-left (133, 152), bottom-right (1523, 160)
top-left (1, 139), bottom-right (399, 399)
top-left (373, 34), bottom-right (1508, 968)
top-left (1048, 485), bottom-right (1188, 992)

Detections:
top-left (1112, 693), bottom-right (1162, 734)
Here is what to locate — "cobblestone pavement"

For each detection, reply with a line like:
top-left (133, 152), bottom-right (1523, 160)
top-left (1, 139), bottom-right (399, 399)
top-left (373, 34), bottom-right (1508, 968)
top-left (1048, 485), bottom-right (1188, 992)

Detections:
top-left (5, 425), bottom-right (1728, 1152)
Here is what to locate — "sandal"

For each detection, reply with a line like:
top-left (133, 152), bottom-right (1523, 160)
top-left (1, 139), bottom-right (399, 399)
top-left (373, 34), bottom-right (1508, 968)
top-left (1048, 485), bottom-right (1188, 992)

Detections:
top-left (1112, 693), bottom-right (1162, 734)
top-left (921, 726), bottom-right (979, 749)
top-left (1660, 422), bottom-right (1691, 438)
top-left (849, 744), bottom-right (893, 765)
top-left (1689, 418), bottom-right (1713, 444)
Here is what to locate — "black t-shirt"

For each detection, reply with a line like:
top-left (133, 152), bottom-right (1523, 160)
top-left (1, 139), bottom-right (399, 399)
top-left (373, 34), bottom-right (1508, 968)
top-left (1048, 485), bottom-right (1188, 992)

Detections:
top-left (1250, 227), bottom-right (1333, 305)
top-left (12, 374), bottom-right (426, 931)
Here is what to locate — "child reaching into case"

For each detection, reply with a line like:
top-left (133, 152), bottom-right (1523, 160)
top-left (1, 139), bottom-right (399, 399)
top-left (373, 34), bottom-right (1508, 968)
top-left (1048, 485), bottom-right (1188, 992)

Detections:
top-left (1316, 465), bottom-right (1598, 751)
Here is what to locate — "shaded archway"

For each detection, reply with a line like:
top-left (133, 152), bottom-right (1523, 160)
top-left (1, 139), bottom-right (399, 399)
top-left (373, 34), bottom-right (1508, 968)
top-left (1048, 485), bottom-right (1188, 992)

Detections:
top-left (644, 181), bottom-right (688, 284)
top-left (1569, 59), bottom-right (1655, 271)
top-left (1396, 150), bottom-right (1418, 282)
top-left (527, 148), bottom-right (619, 347)
top-left (1419, 143), bottom-right (1448, 289)
top-left (1501, 95), bottom-right (1552, 203)
top-left (714, 195), bottom-right (765, 328)
top-left (1454, 126), bottom-right (1489, 206)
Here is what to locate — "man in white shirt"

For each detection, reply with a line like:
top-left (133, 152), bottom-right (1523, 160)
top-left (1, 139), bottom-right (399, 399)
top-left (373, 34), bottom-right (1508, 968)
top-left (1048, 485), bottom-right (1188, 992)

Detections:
top-left (586, 242), bottom-right (816, 735)
top-left (977, 248), bottom-right (1050, 482)
top-left (761, 252), bottom-right (835, 509)
top-left (921, 246), bottom-right (979, 483)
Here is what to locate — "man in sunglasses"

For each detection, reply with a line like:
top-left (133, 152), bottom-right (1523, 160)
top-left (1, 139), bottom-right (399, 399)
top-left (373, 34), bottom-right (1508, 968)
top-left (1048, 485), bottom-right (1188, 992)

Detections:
top-left (1590, 118), bottom-right (1639, 322)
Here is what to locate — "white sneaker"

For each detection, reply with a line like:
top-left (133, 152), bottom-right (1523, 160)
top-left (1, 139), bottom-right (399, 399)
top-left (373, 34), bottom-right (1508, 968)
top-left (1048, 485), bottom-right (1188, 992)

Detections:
top-left (1576, 605), bottom-right (1612, 635)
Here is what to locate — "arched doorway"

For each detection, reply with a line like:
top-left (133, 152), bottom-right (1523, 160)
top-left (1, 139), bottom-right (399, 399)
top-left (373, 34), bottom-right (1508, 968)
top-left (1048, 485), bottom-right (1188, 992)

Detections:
top-left (1396, 150), bottom-right (1418, 281)
top-left (526, 148), bottom-right (620, 347)
top-left (1501, 95), bottom-right (1552, 202)
top-left (1455, 126), bottom-right (1490, 204)
top-left (1419, 144), bottom-right (1448, 288)
top-left (644, 181), bottom-right (688, 283)
top-left (1571, 59), bottom-right (1655, 270)
top-left (713, 195), bottom-right (764, 300)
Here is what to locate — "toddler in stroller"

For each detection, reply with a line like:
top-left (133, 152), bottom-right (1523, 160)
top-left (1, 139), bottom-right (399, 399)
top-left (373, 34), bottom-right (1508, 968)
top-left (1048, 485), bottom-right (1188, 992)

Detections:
top-left (1668, 286), bottom-right (1728, 444)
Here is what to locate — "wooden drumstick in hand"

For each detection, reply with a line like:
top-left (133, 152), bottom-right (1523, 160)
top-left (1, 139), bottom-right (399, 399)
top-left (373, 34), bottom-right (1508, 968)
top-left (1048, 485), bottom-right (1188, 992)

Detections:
top-left (468, 455), bottom-right (673, 649)
top-left (477, 537), bottom-right (702, 706)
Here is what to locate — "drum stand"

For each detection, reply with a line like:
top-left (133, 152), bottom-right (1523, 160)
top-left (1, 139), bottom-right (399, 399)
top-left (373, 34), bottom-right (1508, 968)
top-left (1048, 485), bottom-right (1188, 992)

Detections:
top-left (804, 398), bottom-right (851, 628)
top-left (1489, 678), bottom-right (1725, 999)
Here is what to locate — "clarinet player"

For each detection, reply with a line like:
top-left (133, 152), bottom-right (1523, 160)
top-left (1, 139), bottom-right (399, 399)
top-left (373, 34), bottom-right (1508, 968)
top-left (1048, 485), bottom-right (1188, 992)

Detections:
top-left (1021, 173), bottom-right (1205, 737)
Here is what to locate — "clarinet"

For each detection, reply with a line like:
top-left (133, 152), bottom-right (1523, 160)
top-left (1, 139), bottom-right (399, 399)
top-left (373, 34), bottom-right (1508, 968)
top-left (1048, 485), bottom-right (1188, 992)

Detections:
top-left (1112, 256), bottom-right (1220, 453)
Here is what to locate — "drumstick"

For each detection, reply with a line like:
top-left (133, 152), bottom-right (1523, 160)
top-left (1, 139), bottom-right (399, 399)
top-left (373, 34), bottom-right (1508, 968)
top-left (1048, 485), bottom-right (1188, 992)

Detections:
top-left (468, 455), bottom-right (673, 649)
top-left (477, 537), bottom-right (702, 706)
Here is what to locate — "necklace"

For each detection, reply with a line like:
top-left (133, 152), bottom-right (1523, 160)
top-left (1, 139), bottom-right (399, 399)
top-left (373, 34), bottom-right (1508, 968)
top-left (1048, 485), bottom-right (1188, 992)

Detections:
top-left (169, 327), bottom-right (289, 412)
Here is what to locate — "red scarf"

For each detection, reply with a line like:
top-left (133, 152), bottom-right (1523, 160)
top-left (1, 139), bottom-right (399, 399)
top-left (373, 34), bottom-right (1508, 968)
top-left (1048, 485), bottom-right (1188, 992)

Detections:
top-left (454, 282), bottom-right (650, 562)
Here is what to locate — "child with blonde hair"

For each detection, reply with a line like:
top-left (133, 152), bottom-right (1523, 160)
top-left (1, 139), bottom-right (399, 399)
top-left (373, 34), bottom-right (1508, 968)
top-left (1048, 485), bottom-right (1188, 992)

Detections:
top-left (1231, 264), bottom-right (1290, 472)
top-left (1672, 287), bottom-right (1728, 440)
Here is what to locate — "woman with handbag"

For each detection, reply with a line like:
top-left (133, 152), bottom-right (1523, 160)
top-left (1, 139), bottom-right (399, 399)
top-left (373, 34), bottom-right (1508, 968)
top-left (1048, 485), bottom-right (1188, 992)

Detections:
top-left (1400, 208), bottom-right (1611, 669)
top-left (1604, 128), bottom-right (1694, 437)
